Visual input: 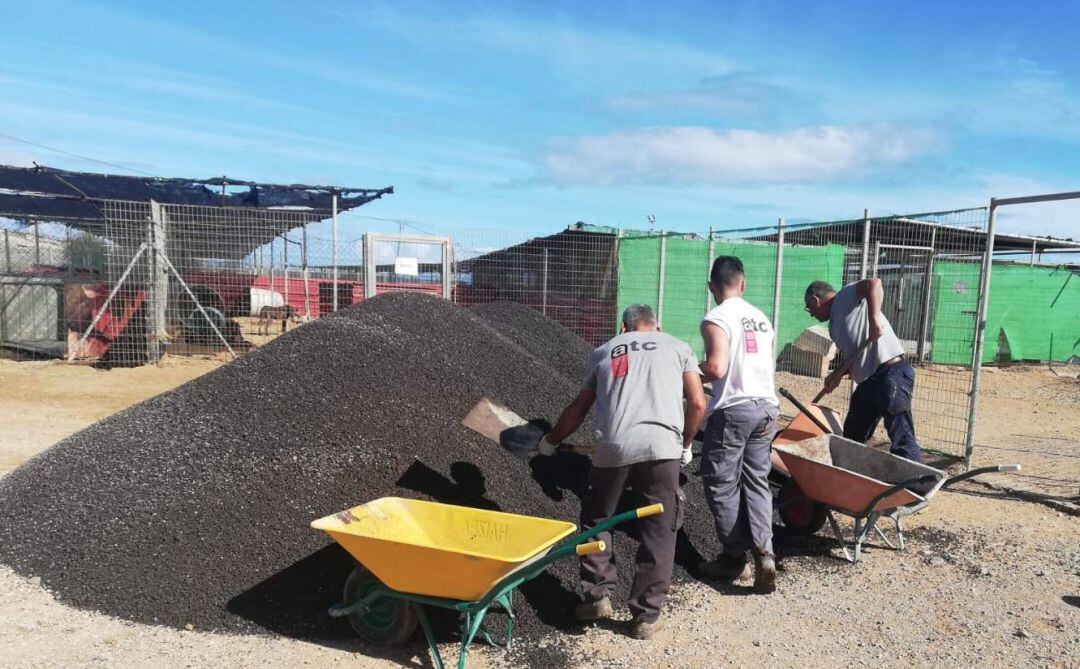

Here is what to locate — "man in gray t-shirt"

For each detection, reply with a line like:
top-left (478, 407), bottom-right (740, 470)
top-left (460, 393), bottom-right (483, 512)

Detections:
top-left (805, 279), bottom-right (922, 462)
top-left (541, 304), bottom-right (706, 640)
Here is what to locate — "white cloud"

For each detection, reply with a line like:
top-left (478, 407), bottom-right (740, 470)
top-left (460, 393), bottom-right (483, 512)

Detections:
top-left (545, 125), bottom-right (942, 186)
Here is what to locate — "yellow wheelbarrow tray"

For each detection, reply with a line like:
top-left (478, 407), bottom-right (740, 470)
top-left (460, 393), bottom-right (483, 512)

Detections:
top-left (312, 497), bottom-right (663, 669)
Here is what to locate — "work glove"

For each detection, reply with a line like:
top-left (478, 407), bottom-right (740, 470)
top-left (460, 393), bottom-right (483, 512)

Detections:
top-left (680, 447), bottom-right (694, 467)
top-left (537, 434), bottom-right (558, 456)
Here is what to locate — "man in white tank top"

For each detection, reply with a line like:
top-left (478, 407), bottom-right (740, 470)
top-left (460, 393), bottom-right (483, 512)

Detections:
top-left (696, 256), bottom-right (779, 594)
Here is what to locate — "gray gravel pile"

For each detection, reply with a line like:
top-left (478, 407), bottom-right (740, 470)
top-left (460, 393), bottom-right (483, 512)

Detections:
top-left (0, 292), bottom-right (720, 658)
top-left (469, 301), bottom-right (595, 382)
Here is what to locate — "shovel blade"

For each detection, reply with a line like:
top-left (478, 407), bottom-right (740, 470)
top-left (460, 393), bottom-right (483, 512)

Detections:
top-left (462, 397), bottom-right (528, 443)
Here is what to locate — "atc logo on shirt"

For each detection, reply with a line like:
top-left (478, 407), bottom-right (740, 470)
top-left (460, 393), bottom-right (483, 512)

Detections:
top-left (741, 317), bottom-right (769, 354)
top-left (610, 344), bottom-right (629, 378)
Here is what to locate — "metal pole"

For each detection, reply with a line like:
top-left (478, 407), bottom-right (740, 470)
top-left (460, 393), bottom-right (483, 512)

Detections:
top-left (657, 232), bottom-right (667, 327)
top-left (705, 226), bottom-right (714, 313)
top-left (4, 230), bottom-right (9, 273)
top-left (541, 247), bottom-right (549, 316)
top-left (148, 202), bottom-right (168, 365)
top-left (302, 223), bottom-right (310, 320)
top-left (917, 227), bottom-right (936, 362)
top-left (332, 192), bottom-right (339, 312)
top-left (1030, 239), bottom-right (1036, 267)
top-left (269, 236), bottom-right (276, 298)
top-left (441, 238), bottom-right (452, 300)
top-left (772, 218), bottom-right (784, 329)
top-left (363, 233), bottom-right (376, 299)
top-left (860, 209), bottom-right (871, 280)
top-left (66, 227), bottom-right (72, 276)
top-left (963, 201), bottom-right (998, 468)
top-left (34, 225), bottom-right (40, 266)
top-left (283, 232), bottom-right (289, 311)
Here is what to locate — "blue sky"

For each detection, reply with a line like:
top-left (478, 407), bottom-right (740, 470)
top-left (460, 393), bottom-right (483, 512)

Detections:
top-left (1, 0), bottom-right (1078, 241)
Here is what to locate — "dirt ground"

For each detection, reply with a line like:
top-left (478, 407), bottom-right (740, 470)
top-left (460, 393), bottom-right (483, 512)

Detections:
top-left (0, 357), bottom-right (1077, 668)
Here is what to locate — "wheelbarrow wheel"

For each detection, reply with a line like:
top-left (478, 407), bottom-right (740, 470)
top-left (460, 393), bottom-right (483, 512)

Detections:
top-left (778, 478), bottom-right (827, 535)
top-left (342, 565), bottom-right (419, 646)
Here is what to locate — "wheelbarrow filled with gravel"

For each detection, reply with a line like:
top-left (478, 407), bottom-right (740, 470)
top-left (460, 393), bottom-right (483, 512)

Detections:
top-left (312, 496), bottom-right (662, 669)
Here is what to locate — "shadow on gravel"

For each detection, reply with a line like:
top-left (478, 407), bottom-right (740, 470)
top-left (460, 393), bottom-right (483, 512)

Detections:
top-left (1064, 595), bottom-right (1080, 609)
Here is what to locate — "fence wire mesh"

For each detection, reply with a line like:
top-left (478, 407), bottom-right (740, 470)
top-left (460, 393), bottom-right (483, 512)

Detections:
top-left (1, 199), bottom-right (1076, 497)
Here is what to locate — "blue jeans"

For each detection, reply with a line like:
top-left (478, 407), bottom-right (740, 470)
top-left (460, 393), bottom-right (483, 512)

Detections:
top-left (844, 360), bottom-right (923, 463)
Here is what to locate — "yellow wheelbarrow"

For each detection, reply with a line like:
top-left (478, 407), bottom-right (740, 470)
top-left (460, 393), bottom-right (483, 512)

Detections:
top-left (312, 497), bottom-right (663, 669)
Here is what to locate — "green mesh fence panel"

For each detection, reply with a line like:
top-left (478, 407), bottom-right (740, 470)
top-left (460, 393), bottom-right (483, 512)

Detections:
top-left (617, 235), bottom-right (845, 357)
top-left (931, 262), bottom-right (1080, 364)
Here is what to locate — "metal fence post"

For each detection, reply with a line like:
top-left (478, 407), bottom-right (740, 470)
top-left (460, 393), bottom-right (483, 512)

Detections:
top-left (363, 233), bottom-right (376, 299)
top-left (147, 202), bottom-right (168, 365)
top-left (963, 201), bottom-right (998, 468)
top-left (860, 209), bottom-right (871, 280)
top-left (916, 227), bottom-right (936, 362)
top-left (441, 238), bottom-right (451, 300)
top-left (541, 247), bottom-right (549, 316)
top-left (34, 225), bottom-right (40, 266)
top-left (657, 232), bottom-right (667, 327)
top-left (283, 232), bottom-right (290, 310)
top-left (301, 223), bottom-right (310, 320)
top-left (269, 236), bottom-right (276, 299)
top-left (704, 226), bottom-right (714, 313)
top-left (332, 192), bottom-right (339, 312)
top-left (3, 229), bottom-right (9, 273)
top-left (772, 218), bottom-right (784, 329)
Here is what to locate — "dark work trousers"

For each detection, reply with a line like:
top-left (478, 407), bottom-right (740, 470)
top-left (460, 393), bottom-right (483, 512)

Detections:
top-left (580, 458), bottom-right (681, 623)
top-left (844, 359), bottom-right (923, 463)
top-left (700, 399), bottom-right (778, 557)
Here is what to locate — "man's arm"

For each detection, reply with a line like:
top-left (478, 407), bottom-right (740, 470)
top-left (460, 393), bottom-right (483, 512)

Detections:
top-left (855, 277), bottom-right (886, 341)
top-left (681, 372), bottom-right (707, 449)
top-left (543, 388), bottom-right (597, 446)
top-left (699, 321), bottom-right (731, 383)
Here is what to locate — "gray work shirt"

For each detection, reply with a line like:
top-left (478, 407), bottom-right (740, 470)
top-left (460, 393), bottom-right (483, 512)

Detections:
top-left (582, 331), bottom-right (699, 468)
top-left (828, 283), bottom-right (906, 383)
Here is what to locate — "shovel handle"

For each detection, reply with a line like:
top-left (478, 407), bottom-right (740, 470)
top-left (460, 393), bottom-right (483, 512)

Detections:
top-left (814, 339), bottom-right (874, 402)
top-left (575, 541), bottom-right (606, 556)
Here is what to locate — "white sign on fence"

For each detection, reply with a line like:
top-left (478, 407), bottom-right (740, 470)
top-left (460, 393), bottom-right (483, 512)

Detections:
top-left (394, 256), bottom-right (419, 276)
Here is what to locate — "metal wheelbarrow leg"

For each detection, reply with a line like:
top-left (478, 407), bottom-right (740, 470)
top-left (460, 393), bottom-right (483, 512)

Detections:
top-left (823, 474), bottom-right (939, 563)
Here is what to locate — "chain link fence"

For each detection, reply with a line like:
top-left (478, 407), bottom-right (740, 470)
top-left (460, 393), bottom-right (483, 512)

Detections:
top-left (2, 198), bottom-right (1076, 497)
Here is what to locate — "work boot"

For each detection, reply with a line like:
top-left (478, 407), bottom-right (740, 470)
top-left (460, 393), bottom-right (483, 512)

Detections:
top-left (697, 553), bottom-right (750, 580)
top-left (574, 597), bottom-right (614, 621)
top-left (628, 616), bottom-right (661, 640)
top-left (753, 553), bottom-right (777, 594)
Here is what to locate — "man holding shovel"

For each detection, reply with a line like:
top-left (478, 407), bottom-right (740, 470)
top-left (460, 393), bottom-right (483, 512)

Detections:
top-left (803, 278), bottom-right (923, 463)
top-left (540, 304), bottom-right (706, 640)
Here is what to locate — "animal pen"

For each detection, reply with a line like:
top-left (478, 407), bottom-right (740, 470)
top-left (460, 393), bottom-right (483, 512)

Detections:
top-left (1, 164), bottom-right (1077, 495)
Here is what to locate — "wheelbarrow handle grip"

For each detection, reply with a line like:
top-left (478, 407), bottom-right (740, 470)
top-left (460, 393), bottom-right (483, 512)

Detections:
top-left (942, 464), bottom-right (1021, 489)
top-left (636, 503), bottom-right (665, 518)
top-left (575, 541), bottom-right (606, 556)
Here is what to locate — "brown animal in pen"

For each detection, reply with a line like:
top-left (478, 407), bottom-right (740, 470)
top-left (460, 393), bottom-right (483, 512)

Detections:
top-left (257, 305), bottom-right (296, 336)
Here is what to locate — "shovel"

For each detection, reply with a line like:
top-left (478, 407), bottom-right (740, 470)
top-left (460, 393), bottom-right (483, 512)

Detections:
top-left (462, 397), bottom-right (593, 459)
top-left (812, 338), bottom-right (873, 403)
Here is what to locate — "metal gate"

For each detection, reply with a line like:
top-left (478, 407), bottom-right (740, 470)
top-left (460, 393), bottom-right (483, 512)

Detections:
top-left (362, 233), bottom-right (452, 300)
top-left (871, 243), bottom-right (936, 361)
